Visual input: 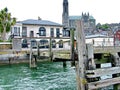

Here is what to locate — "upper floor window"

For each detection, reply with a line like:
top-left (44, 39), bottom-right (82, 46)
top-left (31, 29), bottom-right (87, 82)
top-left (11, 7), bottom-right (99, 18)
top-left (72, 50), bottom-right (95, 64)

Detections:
top-left (39, 27), bottom-right (46, 36)
top-left (22, 27), bottom-right (27, 37)
top-left (14, 27), bottom-right (20, 36)
top-left (56, 28), bottom-right (60, 37)
top-left (50, 28), bottom-right (54, 37)
top-left (63, 29), bottom-right (70, 37)
top-left (30, 31), bottom-right (34, 37)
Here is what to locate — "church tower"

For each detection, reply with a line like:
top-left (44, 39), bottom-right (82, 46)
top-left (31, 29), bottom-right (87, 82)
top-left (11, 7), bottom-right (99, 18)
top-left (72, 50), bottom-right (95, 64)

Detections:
top-left (62, 0), bottom-right (69, 28)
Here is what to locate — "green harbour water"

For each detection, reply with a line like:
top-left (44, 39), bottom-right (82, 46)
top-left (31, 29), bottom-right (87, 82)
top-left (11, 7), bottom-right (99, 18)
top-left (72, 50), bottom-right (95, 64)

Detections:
top-left (0, 61), bottom-right (77, 90)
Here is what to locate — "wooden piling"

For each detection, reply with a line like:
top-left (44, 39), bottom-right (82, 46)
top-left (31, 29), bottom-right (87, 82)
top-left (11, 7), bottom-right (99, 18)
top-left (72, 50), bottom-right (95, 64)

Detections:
top-left (86, 44), bottom-right (96, 70)
top-left (29, 41), bottom-right (32, 67)
top-left (8, 57), bottom-right (11, 65)
top-left (112, 52), bottom-right (120, 90)
top-left (76, 20), bottom-right (87, 90)
top-left (49, 37), bottom-right (53, 61)
top-left (29, 41), bottom-right (37, 68)
top-left (37, 41), bottom-right (40, 56)
top-left (112, 53), bottom-right (120, 67)
top-left (63, 61), bottom-right (67, 67)
top-left (70, 28), bottom-right (75, 66)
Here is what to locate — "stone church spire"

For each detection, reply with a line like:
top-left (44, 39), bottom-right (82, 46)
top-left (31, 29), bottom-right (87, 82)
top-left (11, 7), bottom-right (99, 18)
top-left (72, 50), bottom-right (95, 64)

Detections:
top-left (62, 0), bottom-right (69, 28)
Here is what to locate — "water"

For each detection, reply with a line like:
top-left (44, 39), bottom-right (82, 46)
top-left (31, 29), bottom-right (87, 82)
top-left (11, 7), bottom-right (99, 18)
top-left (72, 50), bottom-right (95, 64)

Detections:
top-left (0, 61), bottom-right (77, 90)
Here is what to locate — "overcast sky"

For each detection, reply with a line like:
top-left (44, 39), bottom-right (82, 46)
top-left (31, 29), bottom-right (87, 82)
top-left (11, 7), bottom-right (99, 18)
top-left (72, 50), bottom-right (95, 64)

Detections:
top-left (0, 0), bottom-right (120, 24)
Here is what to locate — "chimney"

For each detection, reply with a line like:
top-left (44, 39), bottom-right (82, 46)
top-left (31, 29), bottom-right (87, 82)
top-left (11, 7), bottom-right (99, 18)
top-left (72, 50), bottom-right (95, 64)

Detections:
top-left (38, 16), bottom-right (41, 20)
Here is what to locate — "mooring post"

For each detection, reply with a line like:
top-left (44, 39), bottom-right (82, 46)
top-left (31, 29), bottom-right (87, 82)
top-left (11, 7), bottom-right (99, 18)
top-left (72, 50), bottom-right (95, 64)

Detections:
top-left (63, 61), bottom-right (67, 67)
top-left (86, 44), bottom-right (96, 70)
top-left (37, 41), bottom-right (40, 56)
top-left (49, 37), bottom-right (53, 61)
top-left (29, 41), bottom-right (37, 68)
top-left (29, 41), bottom-right (32, 67)
top-left (70, 28), bottom-right (75, 66)
top-left (112, 52), bottom-right (120, 90)
top-left (76, 20), bottom-right (87, 90)
top-left (8, 57), bottom-right (11, 65)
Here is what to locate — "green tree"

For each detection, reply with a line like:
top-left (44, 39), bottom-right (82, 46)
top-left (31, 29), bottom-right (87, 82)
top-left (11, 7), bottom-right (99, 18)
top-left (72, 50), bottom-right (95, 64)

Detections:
top-left (0, 7), bottom-right (16, 41)
top-left (97, 23), bottom-right (110, 31)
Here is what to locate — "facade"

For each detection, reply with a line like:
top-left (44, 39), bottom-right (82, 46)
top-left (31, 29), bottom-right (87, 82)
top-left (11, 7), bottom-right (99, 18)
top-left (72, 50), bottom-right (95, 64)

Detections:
top-left (11, 19), bottom-right (70, 50)
top-left (86, 34), bottom-right (114, 46)
top-left (114, 30), bottom-right (120, 46)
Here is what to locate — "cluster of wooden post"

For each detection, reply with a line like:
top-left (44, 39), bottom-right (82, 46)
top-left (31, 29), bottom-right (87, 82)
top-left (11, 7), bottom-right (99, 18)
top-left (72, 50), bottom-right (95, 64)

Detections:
top-left (29, 41), bottom-right (37, 68)
top-left (76, 20), bottom-right (120, 90)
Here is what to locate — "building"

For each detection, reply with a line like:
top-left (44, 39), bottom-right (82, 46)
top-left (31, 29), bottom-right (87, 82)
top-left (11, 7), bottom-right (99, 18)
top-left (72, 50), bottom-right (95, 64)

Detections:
top-left (69, 13), bottom-right (96, 36)
top-left (62, 0), bottom-right (96, 36)
top-left (86, 34), bottom-right (113, 46)
top-left (11, 19), bottom-right (70, 50)
top-left (114, 30), bottom-right (120, 46)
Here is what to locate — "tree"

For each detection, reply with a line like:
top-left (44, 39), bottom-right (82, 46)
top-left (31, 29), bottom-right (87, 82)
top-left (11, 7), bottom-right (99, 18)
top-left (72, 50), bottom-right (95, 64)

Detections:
top-left (0, 7), bottom-right (16, 41)
top-left (96, 23), bottom-right (110, 31)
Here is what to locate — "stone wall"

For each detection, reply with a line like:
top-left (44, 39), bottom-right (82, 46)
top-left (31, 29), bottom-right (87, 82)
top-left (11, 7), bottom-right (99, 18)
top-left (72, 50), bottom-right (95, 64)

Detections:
top-left (0, 42), bottom-right (12, 50)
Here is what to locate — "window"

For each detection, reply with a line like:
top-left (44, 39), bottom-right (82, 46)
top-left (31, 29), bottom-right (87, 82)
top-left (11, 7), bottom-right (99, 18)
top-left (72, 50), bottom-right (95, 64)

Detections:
top-left (39, 27), bottom-right (46, 36)
top-left (63, 29), bottom-right (70, 37)
top-left (30, 31), bottom-right (34, 37)
top-left (14, 27), bottom-right (17, 35)
top-left (50, 28), bottom-right (54, 37)
top-left (52, 40), bottom-right (56, 48)
top-left (31, 39), bottom-right (37, 48)
top-left (14, 27), bottom-right (20, 36)
top-left (22, 27), bottom-right (27, 37)
top-left (18, 27), bottom-right (20, 36)
top-left (56, 28), bottom-right (60, 37)
top-left (22, 39), bottom-right (28, 48)
top-left (59, 40), bottom-right (63, 48)
top-left (39, 40), bottom-right (49, 48)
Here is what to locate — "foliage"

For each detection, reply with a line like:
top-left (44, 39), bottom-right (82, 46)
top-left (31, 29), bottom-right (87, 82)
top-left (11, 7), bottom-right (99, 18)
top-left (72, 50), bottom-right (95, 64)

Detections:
top-left (96, 23), bottom-right (110, 31)
top-left (0, 7), bottom-right (16, 41)
top-left (0, 39), bottom-right (3, 42)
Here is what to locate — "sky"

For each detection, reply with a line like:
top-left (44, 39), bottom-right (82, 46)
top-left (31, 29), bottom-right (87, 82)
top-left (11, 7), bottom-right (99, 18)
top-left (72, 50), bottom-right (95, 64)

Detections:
top-left (0, 0), bottom-right (120, 24)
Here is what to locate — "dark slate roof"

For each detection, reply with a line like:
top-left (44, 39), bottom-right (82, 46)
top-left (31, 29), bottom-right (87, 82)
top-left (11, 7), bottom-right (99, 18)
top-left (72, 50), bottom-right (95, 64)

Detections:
top-left (20, 19), bottom-right (63, 26)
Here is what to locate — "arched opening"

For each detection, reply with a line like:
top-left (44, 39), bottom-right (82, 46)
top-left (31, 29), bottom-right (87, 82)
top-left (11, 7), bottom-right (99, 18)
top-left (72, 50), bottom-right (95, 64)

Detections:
top-left (59, 40), bottom-right (63, 48)
top-left (39, 39), bottom-right (49, 48)
top-left (39, 27), bottom-right (46, 36)
top-left (22, 39), bottom-right (28, 48)
top-left (52, 40), bottom-right (56, 48)
top-left (31, 39), bottom-right (37, 48)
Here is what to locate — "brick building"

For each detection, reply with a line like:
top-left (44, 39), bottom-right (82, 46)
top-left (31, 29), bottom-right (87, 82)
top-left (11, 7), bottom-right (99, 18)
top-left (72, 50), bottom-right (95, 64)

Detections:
top-left (114, 30), bottom-right (120, 46)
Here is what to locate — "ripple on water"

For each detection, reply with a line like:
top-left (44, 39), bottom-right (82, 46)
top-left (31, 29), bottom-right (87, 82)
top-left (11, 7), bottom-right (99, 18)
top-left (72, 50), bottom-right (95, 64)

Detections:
top-left (0, 62), bottom-right (77, 90)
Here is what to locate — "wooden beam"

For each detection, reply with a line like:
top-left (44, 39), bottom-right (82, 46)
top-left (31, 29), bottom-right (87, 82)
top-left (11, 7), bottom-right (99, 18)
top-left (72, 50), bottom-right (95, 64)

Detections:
top-left (88, 77), bottom-right (120, 90)
top-left (70, 28), bottom-right (75, 66)
top-left (76, 20), bottom-right (87, 90)
top-left (86, 67), bottom-right (120, 78)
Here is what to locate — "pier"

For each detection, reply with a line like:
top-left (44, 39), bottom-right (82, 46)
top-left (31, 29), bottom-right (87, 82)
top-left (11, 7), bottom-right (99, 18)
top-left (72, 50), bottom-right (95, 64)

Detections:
top-left (1, 22), bottom-right (120, 89)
